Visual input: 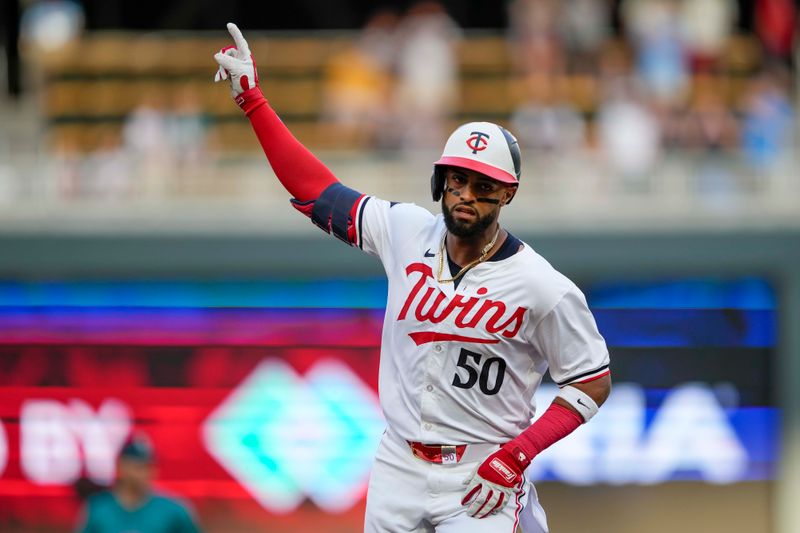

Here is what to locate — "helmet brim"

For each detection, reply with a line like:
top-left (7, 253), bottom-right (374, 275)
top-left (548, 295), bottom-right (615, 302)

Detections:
top-left (433, 156), bottom-right (518, 185)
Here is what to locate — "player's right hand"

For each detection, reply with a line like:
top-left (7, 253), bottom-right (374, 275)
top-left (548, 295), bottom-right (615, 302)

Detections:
top-left (214, 23), bottom-right (260, 101)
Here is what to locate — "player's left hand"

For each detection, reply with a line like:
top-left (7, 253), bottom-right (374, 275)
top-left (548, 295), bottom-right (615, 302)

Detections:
top-left (213, 22), bottom-right (259, 100)
top-left (461, 445), bottom-right (529, 519)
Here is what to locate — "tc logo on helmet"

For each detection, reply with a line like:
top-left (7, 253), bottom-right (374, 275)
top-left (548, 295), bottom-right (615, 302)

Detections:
top-left (466, 131), bottom-right (490, 154)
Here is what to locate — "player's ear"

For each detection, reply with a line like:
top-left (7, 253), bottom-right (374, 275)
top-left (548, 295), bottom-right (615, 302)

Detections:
top-left (500, 185), bottom-right (517, 206)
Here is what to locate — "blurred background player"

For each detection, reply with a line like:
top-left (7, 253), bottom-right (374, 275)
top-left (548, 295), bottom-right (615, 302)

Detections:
top-left (75, 433), bottom-right (202, 533)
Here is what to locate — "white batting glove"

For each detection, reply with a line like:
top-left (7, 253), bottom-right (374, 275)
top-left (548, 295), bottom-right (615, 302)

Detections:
top-left (213, 23), bottom-right (260, 101)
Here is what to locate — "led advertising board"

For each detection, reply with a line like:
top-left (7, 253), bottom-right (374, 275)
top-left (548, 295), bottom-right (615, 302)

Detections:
top-left (0, 278), bottom-right (778, 529)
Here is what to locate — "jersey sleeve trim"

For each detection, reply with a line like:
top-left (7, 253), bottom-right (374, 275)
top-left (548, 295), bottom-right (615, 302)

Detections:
top-left (355, 195), bottom-right (370, 249)
top-left (555, 364), bottom-right (610, 387)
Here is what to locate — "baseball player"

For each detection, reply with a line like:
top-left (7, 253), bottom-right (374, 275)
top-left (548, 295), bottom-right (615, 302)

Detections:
top-left (75, 433), bottom-right (201, 533)
top-left (214, 23), bottom-right (611, 533)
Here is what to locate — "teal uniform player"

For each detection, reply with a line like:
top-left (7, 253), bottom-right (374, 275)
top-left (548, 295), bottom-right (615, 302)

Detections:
top-left (77, 491), bottom-right (200, 533)
top-left (75, 434), bottom-right (201, 533)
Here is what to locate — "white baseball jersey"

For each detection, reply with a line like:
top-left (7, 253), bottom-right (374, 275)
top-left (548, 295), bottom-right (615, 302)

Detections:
top-left (351, 195), bottom-right (610, 445)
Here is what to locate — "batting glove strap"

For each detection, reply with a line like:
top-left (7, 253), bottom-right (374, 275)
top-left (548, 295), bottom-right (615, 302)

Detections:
top-left (236, 87), bottom-right (267, 116)
top-left (460, 446), bottom-right (528, 519)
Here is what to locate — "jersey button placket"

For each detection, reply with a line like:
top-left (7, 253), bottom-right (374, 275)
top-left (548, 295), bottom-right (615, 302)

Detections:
top-left (420, 307), bottom-right (448, 439)
top-left (418, 273), bottom-right (446, 438)
top-left (419, 349), bottom-right (438, 438)
top-left (427, 286), bottom-right (467, 440)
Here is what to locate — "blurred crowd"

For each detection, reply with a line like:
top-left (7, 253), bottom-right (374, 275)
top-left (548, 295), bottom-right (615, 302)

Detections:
top-left (321, 2), bottom-right (461, 151)
top-left (320, 0), bottom-right (796, 197)
top-left (32, 0), bottom-right (798, 203)
top-left (52, 85), bottom-right (213, 200)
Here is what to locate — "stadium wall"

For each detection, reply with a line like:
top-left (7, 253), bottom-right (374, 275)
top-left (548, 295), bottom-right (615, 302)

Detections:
top-left (1, 228), bottom-right (798, 533)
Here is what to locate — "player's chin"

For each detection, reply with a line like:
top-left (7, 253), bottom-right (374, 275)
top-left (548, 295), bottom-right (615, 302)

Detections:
top-left (443, 204), bottom-right (494, 237)
top-left (446, 219), bottom-right (482, 238)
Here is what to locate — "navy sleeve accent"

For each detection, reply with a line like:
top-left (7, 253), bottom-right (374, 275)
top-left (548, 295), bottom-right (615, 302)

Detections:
top-left (331, 187), bottom-right (362, 243)
top-left (310, 183), bottom-right (363, 244)
top-left (310, 183), bottom-right (341, 231)
top-left (356, 196), bottom-right (370, 249)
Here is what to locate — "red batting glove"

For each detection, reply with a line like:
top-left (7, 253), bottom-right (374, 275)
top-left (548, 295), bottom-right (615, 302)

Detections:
top-left (461, 402), bottom-right (584, 519)
top-left (461, 444), bottom-right (530, 519)
top-left (213, 23), bottom-right (265, 116)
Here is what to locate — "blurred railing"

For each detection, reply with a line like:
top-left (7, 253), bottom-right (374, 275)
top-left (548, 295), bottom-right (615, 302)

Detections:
top-left (0, 147), bottom-right (796, 234)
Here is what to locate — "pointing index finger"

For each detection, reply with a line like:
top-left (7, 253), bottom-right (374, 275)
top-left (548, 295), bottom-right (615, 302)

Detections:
top-left (227, 22), bottom-right (251, 60)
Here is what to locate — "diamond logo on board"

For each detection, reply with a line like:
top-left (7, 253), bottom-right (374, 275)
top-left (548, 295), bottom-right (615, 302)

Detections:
top-left (202, 359), bottom-right (384, 513)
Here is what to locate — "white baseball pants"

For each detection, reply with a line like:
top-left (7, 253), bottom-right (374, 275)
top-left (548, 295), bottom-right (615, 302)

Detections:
top-left (364, 429), bottom-right (548, 533)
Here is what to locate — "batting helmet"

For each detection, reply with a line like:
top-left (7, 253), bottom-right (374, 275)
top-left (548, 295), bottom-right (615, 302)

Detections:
top-left (431, 122), bottom-right (521, 203)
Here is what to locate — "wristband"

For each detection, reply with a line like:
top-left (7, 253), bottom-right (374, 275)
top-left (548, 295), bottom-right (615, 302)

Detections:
top-left (556, 385), bottom-right (598, 422)
top-left (506, 402), bottom-right (582, 464)
top-left (236, 87), bottom-right (268, 117)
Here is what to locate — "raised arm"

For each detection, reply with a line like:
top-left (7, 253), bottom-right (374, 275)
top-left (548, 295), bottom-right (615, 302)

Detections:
top-left (214, 23), bottom-right (363, 242)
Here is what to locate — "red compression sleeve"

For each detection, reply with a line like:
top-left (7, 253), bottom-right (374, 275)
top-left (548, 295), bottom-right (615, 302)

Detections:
top-left (239, 88), bottom-right (338, 202)
top-left (508, 402), bottom-right (582, 466)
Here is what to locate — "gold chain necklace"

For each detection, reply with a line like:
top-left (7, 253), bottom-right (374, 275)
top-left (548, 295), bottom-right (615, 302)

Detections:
top-left (437, 228), bottom-right (501, 284)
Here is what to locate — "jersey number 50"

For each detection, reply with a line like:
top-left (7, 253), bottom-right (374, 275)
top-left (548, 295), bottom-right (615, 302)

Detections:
top-left (452, 348), bottom-right (507, 396)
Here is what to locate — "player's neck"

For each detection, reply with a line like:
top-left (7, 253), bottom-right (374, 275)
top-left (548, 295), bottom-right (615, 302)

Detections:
top-left (114, 483), bottom-right (150, 510)
top-left (446, 225), bottom-right (506, 267)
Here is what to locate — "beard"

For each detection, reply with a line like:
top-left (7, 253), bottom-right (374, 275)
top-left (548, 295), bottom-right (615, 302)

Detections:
top-left (442, 200), bottom-right (498, 238)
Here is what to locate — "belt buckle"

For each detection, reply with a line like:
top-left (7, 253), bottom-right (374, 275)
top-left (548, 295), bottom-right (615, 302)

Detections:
top-left (440, 445), bottom-right (458, 464)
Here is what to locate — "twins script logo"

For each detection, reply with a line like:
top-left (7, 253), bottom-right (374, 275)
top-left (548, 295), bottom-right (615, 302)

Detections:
top-left (466, 131), bottom-right (490, 154)
top-left (398, 263), bottom-right (526, 345)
